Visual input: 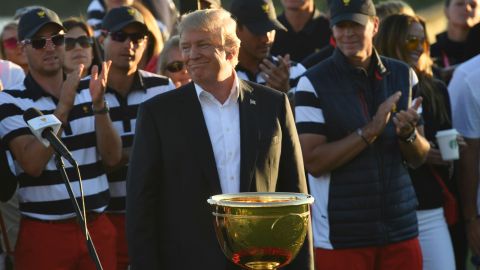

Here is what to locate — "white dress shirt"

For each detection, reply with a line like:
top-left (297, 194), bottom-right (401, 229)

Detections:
top-left (194, 75), bottom-right (241, 194)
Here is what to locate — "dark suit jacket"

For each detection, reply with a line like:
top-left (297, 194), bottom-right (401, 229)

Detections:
top-left (126, 80), bottom-right (313, 269)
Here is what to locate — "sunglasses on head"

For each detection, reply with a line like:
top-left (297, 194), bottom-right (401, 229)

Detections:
top-left (2, 37), bottom-right (18, 50)
top-left (21, 34), bottom-right (65, 50)
top-left (165, 61), bottom-right (185, 73)
top-left (108, 31), bottom-right (146, 44)
top-left (65, 36), bottom-right (93, 51)
top-left (405, 36), bottom-right (426, 51)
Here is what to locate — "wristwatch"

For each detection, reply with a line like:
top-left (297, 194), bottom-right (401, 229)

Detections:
top-left (91, 100), bottom-right (109, 115)
top-left (400, 129), bottom-right (417, 143)
top-left (356, 128), bottom-right (370, 145)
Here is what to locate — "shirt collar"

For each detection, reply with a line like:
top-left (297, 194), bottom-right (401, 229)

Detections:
top-left (105, 70), bottom-right (146, 94)
top-left (195, 72), bottom-right (240, 105)
top-left (332, 47), bottom-right (388, 78)
top-left (23, 73), bottom-right (61, 101)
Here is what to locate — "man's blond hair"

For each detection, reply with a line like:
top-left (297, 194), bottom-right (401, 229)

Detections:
top-left (177, 8), bottom-right (241, 67)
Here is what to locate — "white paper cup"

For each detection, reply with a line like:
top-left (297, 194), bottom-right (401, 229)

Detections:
top-left (435, 129), bottom-right (459, 160)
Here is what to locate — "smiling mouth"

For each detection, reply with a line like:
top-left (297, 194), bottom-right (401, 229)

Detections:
top-left (72, 55), bottom-right (87, 60)
top-left (44, 56), bottom-right (58, 62)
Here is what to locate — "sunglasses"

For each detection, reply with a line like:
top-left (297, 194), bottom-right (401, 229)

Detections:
top-left (2, 37), bottom-right (18, 50)
top-left (21, 34), bottom-right (65, 50)
top-left (405, 36), bottom-right (426, 51)
top-left (108, 31), bottom-right (146, 44)
top-left (65, 36), bottom-right (93, 51)
top-left (165, 61), bottom-right (185, 73)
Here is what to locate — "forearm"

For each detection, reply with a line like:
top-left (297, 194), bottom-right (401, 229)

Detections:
top-left (94, 113), bottom-right (122, 167)
top-left (10, 135), bottom-right (56, 177)
top-left (398, 129), bottom-right (430, 168)
top-left (104, 147), bottom-right (130, 173)
top-left (459, 139), bottom-right (480, 221)
top-left (302, 131), bottom-right (368, 177)
top-left (54, 103), bottom-right (72, 125)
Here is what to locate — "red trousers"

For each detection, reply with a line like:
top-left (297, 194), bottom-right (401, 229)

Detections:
top-left (106, 213), bottom-right (129, 270)
top-left (15, 214), bottom-right (117, 270)
top-left (314, 237), bottom-right (422, 270)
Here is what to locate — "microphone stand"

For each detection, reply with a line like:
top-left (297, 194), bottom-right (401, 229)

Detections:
top-left (54, 154), bottom-right (103, 270)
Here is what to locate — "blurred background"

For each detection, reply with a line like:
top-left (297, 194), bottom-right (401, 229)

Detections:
top-left (0, 0), bottom-right (447, 42)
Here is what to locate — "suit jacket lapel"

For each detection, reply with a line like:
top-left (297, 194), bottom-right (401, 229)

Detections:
top-left (179, 83), bottom-right (222, 195)
top-left (238, 80), bottom-right (259, 192)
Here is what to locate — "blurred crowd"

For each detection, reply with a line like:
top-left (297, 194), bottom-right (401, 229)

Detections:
top-left (0, 0), bottom-right (480, 269)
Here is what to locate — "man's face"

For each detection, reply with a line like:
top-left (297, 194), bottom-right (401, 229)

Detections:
top-left (23, 24), bottom-right (65, 77)
top-left (446, 0), bottom-right (480, 28)
top-left (281, 0), bottom-right (312, 11)
top-left (236, 26), bottom-right (275, 63)
top-left (332, 18), bottom-right (378, 63)
top-left (105, 0), bottom-right (134, 10)
top-left (180, 29), bottom-right (232, 85)
top-left (103, 24), bottom-right (147, 73)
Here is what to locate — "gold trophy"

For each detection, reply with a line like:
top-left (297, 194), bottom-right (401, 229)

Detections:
top-left (207, 192), bottom-right (314, 270)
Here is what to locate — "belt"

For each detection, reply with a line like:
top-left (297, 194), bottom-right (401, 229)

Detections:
top-left (22, 212), bottom-right (102, 224)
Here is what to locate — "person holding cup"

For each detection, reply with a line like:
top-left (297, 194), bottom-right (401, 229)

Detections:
top-left (375, 14), bottom-right (468, 270)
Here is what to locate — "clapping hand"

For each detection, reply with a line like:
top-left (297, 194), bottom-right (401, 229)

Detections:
top-left (89, 61), bottom-right (112, 108)
top-left (393, 97), bottom-right (422, 138)
top-left (260, 54), bottom-right (291, 93)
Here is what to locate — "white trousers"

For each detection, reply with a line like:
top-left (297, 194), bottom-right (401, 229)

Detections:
top-left (417, 208), bottom-right (456, 270)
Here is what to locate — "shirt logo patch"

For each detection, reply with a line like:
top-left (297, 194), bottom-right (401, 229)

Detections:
top-left (37, 10), bottom-right (46, 18)
top-left (261, 3), bottom-right (269, 14)
top-left (342, 0), bottom-right (351, 6)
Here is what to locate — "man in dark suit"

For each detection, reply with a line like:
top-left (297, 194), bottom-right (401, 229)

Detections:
top-left (126, 8), bottom-right (313, 270)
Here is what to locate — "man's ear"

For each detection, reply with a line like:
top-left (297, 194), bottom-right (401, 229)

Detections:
top-left (225, 48), bottom-right (238, 61)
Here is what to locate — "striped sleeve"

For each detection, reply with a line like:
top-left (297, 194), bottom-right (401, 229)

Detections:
top-left (0, 92), bottom-right (30, 144)
top-left (87, 0), bottom-right (105, 37)
top-left (294, 76), bottom-right (326, 135)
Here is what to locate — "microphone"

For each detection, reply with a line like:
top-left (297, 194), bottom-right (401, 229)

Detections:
top-left (23, 108), bottom-right (77, 166)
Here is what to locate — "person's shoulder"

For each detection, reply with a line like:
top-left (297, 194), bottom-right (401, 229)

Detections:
top-left (241, 79), bottom-right (285, 100)
top-left (289, 61), bottom-right (307, 78)
top-left (380, 56), bottom-right (410, 72)
top-left (87, 0), bottom-right (105, 13)
top-left (0, 59), bottom-right (22, 70)
top-left (311, 10), bottom-right (330, 25)
top-left (0, 60), bottom-right (25, 89)
top-left (143, 82), bottom-right (192, 108)
top-left (457, 54), bottom-right (480, 74)
top-left (2, 83), bottom-right (29, 100)
top-left (138, 70), bottom-right (172, 88)
top-left (304, 56), bottom-right (335, 77)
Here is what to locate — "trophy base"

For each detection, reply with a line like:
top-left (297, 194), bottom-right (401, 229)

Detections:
top-left (245, 261), bottom-right (280, 269)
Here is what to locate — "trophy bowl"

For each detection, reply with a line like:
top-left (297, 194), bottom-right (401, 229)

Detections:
top-left (207, 192), bottom-right (314, 270)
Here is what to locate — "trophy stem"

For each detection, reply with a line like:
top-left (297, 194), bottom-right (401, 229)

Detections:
top-left (245, 261), bottom-right (279, 269)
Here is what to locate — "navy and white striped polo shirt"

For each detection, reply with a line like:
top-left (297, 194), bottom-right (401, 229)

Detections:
top-left (0, 74), bottom-right (110, 220)
top-left (105, 70), bottom-right (174, 212)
